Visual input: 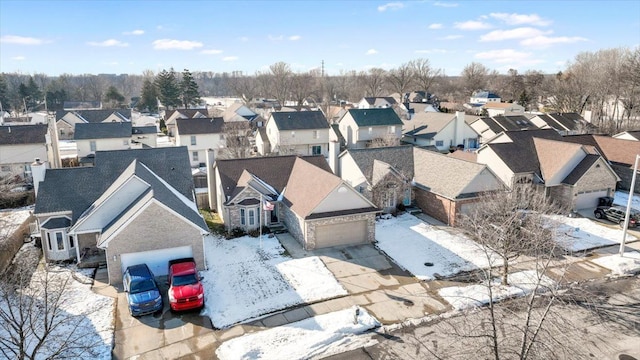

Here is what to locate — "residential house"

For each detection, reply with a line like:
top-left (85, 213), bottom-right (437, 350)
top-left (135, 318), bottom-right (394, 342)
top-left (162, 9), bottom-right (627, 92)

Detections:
top-left (164, 109), bottom-right (210, 136)
top-left (338, 108), bottom-right (403, 149)
top-left (56, 109), bottom-right (131, 140)
top-left (131, 126), bottom-right (158, 148)
top-left (469, 115), bottom-right (539, 144)
top-left (255, 127), bottom-right (271, 156)
top-left (476, 129), bottom-right (620, 210)
top-left (402, 111), bottom-right (480, 151)
top-left (262, 111), bottom-right (330, 156)
top-left (483, 102), bottom-right (525, 117)
top-left (222, 102), bottom-right (258, 123)
top-left (210, 155), bottom-right (378, 250)
top-left (174, 117), bottom-right (225, 167)
top-left (613, 130), bottom-right (640, 141)
top-left (74, 122), bottom-right (132, 162)
top-left (562, 134), bottom-right (640, 193)
top-left (470, 91), bottom-right (501, 104)
top-left (357, 97), bottom-right (398, 109)
top-left (338, 145), bottom-right (414, 213)
top-left (529, 113), bottom-right (595, 135)
top-left (412, 147), bottom-right (506, 226)
top-left (33, 146), bottom-right (208, 285)
top-left (0, 124), bottom-right (50, 181)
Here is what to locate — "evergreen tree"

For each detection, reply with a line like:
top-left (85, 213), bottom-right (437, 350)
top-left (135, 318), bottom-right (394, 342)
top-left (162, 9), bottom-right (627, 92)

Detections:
top-left (137, 78), bottom-right (158, 112)
top-left (18, 76), bottom-right (42, 111)
top-left (104, 86), bottom-right (125, 108)
top-left (180, 69), bottom-right (201, 108)
top-left (154, 68), bottom-right (181, 109)
top-left (518, 90), bottom-right (531, 111)
top-left (0, 75), bottom-right (9, 111)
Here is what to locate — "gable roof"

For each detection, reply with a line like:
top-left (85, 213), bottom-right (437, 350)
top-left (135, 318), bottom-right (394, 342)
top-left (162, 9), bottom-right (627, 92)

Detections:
top-left (344, 108), bottom-right (403, 127)
top-left (164, 109), bottom-right (209, 120)
top-left (271, 111), bottom-right (329, 130)
top-left (484, 129), bottom-right (563, 174)
top-left (362, 97), bottom-right (398, 106)
top-left (284, 158), bottom-right (343, 218)
top-left (402, 112), bottom-right (469, 139)
top-left (533, 137), bottom-right (585, 182)
top-left (614, 130), bottom-right (640, 141)
top-left (342, 145), bottom-right (414, 184)
top-left (490, 115), bottom-right (537, 131)
top-left (562, 155), bottom-right (601, 185)
top-left (472, 91), bottom-right (500, 99)
top-left (0, 124), bottom-right (48, 145)
top-left (563, 134), bottom-right (640, 167)
top-left (74, 121), bottom-right (132, 140)
top-left (176, 117), bottom-right (224, 135)
top-left (448, 150), bottom-right (477, 162)
top-left (56, 109), bottom-right (131, 122)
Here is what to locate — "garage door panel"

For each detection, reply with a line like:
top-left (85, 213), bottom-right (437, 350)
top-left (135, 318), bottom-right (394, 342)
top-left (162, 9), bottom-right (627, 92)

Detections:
top-left (121, 246), bottom-right (192, 277)
top-left (575, 190), bottom-right (608, 210)
top-left (315, 220), bottom-right (367, 248)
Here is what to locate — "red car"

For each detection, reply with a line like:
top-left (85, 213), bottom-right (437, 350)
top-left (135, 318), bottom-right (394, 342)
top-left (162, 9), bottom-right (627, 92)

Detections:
top-left (167, 258), bottom-right (205, 311)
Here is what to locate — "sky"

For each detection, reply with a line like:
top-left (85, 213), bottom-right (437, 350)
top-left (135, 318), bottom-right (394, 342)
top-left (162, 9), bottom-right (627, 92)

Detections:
top-left (1, 0), bottom-right (639, 77)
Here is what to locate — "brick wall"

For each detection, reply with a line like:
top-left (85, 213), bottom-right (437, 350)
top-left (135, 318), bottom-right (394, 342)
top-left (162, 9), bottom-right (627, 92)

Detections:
top-left (575, 161), bottom-right (618, 194)
top-left (414, 188), bottom-right (455, 225)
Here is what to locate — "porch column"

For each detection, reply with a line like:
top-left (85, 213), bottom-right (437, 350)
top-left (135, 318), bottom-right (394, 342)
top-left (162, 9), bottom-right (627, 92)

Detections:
top-left (74, 234), bottom-right (81, 263)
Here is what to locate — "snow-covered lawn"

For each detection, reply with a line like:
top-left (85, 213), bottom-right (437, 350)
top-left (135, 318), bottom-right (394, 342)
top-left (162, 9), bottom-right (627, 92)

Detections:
top-left (614, 191), bottom-right (640, 210)
top-left (216, 306), bottom-right (379, 360)
top-left (547, 215), bottom-right (637, 252)
top-left (592, 251), bottom-right (640, 276)
top-left (375, 214), bottom-right (497, 280)
top-left (202, 235), bottom-right (347, 328)
top-left (0, 207), bottom-right (32, 239)
top-left (438, 270), bottom-right (556, 310)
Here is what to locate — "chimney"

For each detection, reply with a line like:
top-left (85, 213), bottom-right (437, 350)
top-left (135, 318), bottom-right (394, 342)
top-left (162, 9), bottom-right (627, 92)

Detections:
top-left (329, 140), bottom-right (340, 175)
top-left (31, 158), bottom-right (47, 197)
top-left (454, 111), bottom-right (465, 149)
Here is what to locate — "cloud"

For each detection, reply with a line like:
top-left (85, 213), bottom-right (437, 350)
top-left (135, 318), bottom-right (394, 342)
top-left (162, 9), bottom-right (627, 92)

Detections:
top-left (201, 49), bottom-right (223, 55)
top-left (152, 39), bottom-right (203, 50)
top-left (474, 49), bottom-right (545, 68)
top-left (87, 39), bottom-right (129, 47)
top-left (366, 49), bottom-right (378, 55)
top-left (378, 2), bottom-right (404, 11)
top-left (489, 13), bottom-right (551, 26)
top-left (428, 23), bottom-right (443, 29)
top-left (454, 21), bottom-right (492, 30)
top-left (0, 35), bottom-right (47, 45)
top-left (123, 29), bottom-right (145, 35)
top-left (12, 56), bottom-right (25, 60)
top-left (222, 56), bottom-right (238, 61)
top-left (415, 49), bottom-right (448, 54)
top-left (288, 35), bottom-right (301, 41)
top-left (239, 36), bottom-right (249, 42)
top-left (268, 35), bottom-right (284, 41)
top-left (433, 1), bottom-right (458, 7)
top-left (520, 35), bottom-right (588, 48)
top-left (480, 27), bottom-right (552, 42)
top-left (439, 35), bottom-right (463, 40)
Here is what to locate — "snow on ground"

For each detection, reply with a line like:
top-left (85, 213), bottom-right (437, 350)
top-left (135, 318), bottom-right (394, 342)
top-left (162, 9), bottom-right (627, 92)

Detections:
top-left (156, 134), bottom-right (174, 147)
top-left (438, 270), bottom-right (556, 310)
top-left (592, 251), bottom-right (640, 276)
top-left (615, 191), bottom-right (640, 211)
top-left (216, 306), bottom-right (380, 360)
top-left (202, 235), bottom-right (347, 328)
top-left (375, 214), bottom-right (498, 280)
top-left (0, 207), bottom-right (32, 238)
top-left (547, 215), bottom-right (637, 252)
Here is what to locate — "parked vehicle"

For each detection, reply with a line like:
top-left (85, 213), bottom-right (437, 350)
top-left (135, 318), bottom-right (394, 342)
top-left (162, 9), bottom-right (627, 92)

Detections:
top-left (167, 258), bottom-right (204, 311)
top-left (594, 205), bottom-right (639, 228)
top-left (122, 264), bottom-right (163, 316)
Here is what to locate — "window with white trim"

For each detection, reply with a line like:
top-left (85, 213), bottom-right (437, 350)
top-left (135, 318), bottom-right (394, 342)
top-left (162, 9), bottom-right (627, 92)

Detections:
top-left (90, 141), bottom-right (97, 152)
top-left (190, 135), bottom-right (197, 145)
top-left (388, 126), bottom-right (396, 134)
top-left (47, 231), bottom-right (65, 251)
top-left (312, 145), bottom-right (322, 155)
top-left (192, 151), bottom-right (199, 162)
top-left (313, 130), bottom-right (319, 139)
top-left (368, 127), bottom-right (373, 134)
top-left (240, 208), bottom-right (246, 225)
top-left (248, 209), bottom-right (255, 226)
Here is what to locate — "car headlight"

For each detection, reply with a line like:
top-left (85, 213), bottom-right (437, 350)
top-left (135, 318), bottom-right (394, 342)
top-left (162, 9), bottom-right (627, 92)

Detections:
top-left (168, 291), bottom-right (175, 302)
top-left (197, 293), bottom-right (204, 299)
top-left (154, 296), bottom-right (162, 304)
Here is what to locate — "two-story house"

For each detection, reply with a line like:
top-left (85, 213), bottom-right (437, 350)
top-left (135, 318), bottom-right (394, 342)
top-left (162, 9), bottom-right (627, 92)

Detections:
top-left (74, 122), bottom-right (132, 163)
top-left (262, 111), bottom-right (330, 156)
top-left (338, 108), bottom-right (403, 149)
top-left (56, 109), bottom-right (131, 140)
top-left (174, 117), bottom-right (225, 167)
top-left (402, 111), bottom-right (480, 151)
top-left (164, 109), bottom-right (210, 136)
top-left (0, 124), bottom-right (50, 182)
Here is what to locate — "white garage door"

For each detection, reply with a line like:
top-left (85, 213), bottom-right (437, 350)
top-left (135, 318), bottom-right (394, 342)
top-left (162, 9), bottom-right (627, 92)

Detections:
top-left (315, 220), bottom-right (368, 248)
top-left (120, 246), bottom-right (193, 277)
top-left (574, 190), bottom-right (608, 210)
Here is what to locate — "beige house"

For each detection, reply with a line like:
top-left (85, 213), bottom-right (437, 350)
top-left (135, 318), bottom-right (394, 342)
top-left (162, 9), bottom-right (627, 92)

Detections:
top-left (0, 124), bottom-right (50, 181)
top-left (174, 117), bottom-right (225, 167)
top-left (55, 109), bottom-right (131, 140)
top-left (262, 111), bottom-right (330, 156)
top-left (402, 111), bottom-right (480, 151)
top-left (211, 155), bottom-right (379, 250)
top-left (338, 108), bottom-right (403, 149)
top-left (33, 147), bottom-right (208, 285)
top-left (483, 102), bottom-right (525, 117)
top-left (74, 122), bottom-right (132, 162)
top-left (164, 109), bottom-right (210, 136)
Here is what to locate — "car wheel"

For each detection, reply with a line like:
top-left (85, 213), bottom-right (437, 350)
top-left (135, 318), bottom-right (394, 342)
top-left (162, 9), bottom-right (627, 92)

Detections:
top-left (594, 211), bottom-right (603, 219)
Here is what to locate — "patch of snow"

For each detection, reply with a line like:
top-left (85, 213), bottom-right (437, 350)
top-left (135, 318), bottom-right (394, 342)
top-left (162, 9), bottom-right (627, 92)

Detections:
top-left (216, 306), bottom-right (380, 360)
top-left (375, 214), bottom-right (498, 280)
top-left (202, 235), bottom-right (347, 328)
top-left (0, 207), bottom-right (32, 239)
top-left (438, 270), bottom-right (556, 310)
top-left (592, 251), bottom-right (640, 276)
top-left (546, 215), bottom-right (636, 252)
top-left (614, 191), bottom-right (640, 211)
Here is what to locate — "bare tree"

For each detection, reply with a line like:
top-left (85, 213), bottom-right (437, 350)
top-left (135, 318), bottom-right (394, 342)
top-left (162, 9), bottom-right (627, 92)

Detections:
top-left (359, 68), bottom-right (387, 97)
top-left (269, 62), bottom-right (293, 107)
top-left (228, 75), bottom-right (259, 104)
top-left (410, 58), bottom-right (443, 94)
top-left (368, 135), bottom-right (400, 148)
top-left (461, 62), bottom-right (490, 94)
top-left (289, 72), bottom-right (316, 107)
top-left (387, 62), bottom-right (414, 100)
top-left (217, 121), bottom-right (252, 159)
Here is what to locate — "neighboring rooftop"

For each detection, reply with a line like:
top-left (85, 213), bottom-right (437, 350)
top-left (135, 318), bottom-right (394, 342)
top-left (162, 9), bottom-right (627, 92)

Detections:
top-left (74, 122), bottom-right (132, 140)
top-left (344, 108), bottom-right (403, 127)
top-left (0, 124), bottom-right (48, 145)
top-left (176, 117), bottom-right (225, 135)
top-left (271, 111), bottom-right (329, 130)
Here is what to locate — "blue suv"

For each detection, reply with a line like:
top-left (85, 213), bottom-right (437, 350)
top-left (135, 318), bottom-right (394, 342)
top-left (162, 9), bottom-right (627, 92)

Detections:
top-left (123, 264), bottom-right (163, 316)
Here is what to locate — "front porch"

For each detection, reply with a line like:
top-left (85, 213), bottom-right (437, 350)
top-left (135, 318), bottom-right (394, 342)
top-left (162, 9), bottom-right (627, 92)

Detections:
top-left (78, 246), bottom-right (106, 268)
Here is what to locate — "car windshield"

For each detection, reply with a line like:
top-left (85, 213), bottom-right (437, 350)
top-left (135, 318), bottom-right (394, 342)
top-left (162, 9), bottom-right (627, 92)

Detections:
top-left (130, 279), bottom-right (156, 293)
top-left (173, 274), bottom-right (198, 286)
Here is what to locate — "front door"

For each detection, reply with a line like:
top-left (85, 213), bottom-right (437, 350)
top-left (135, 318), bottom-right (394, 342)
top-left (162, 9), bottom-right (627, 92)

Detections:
top-left (270, 206), bottom-right (279, 223)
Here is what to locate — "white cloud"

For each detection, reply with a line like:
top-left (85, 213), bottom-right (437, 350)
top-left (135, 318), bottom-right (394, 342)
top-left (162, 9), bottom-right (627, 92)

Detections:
top-left (378, 2), bottom-right (404, 11)
top-left (12, 56), bottom-right (25, 60)
top-left (239, 36), bottom-right (249, 42)
top-left (123, 29), bottom-right (145, 35)
top-left (415, 49), bottom-right (448, 54)
top-left (454, 21), bottom-right (492, 30)
top-left (474, 49), bottom-right (546, 68)
top-left (439, 35), bottom-right (463, 40)
top-left (152, 39), bottom-right (203, 50)
top-left (87, 39), bottom-right (129, 47)
top-left (289, 35), bottom-right (301, 41)
top-left (201, 49), bottom-right (223, 55)
top-left (0, 35), bottom-right (47, 45)
top-left (520, 35), bottom-right (588, 48)
top-left (480, 27), bottom-right (552, 42)
top-left (428, 23), bottom-right (443, 29)
top-left (268, 35), bottom-right (284, 41)
top-left (489, 13), bottom-right (551, 26)
top-left (433, 1), bottom-right (458, 7)
top-left (366, 49), bottom-right (378, 55)
top-left (222, 56), bottom-right (238, 61)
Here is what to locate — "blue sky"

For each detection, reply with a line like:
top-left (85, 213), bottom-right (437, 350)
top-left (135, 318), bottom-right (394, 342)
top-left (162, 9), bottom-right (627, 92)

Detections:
top-left (1, 0), bottom-right (639, 76)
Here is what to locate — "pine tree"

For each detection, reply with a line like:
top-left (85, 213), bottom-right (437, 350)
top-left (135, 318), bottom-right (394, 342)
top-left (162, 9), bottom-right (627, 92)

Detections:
top-left (0, 75), bottom-right (9, 111)
top-left (138, 78), bottom-right (158, 112)
top-left (18, 76), bottom-right (42, 111)
top-left (155, 68), bottom-right (181, 109)
top-left (180, 69), bottom-right (201, 109)
top-left (105, 86), bottom-right (125, 108)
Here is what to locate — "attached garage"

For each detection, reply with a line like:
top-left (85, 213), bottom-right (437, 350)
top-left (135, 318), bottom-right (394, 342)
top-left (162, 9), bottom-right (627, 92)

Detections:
top-left (314, 220), bottom-right (368, 248)
top-left (574, 189), bottom-right (608, 210)
top-left (120, 245), bottom-right (193, 277)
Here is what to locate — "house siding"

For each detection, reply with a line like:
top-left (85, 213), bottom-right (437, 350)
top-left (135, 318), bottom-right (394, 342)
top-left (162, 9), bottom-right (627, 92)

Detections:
top-left (611, 163), bottom-right (640, 194)
top-left (77, 137), bottom-right (130, 158)
top-left (105, 202), bottom-right (205, 284)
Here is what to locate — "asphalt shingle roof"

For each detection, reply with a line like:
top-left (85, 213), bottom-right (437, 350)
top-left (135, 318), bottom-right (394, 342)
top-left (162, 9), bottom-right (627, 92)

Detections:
top-left (344, 145), bottom-right (414, 184)
top-left (176, 117), bottom-right (224, 135)
top-left (271, 111), bottom-right (329, 130)
top-left (485, 129), bottom-right (562, 174)
top-left (563, 134), bottom-right (640, 166)
top-left (562, 155), bottom-right (601, 185)
top-left (0, 124), bottom-right (48, 145)
top-left (74, 122), bottom-right (132, 140)
top-left (345, 108), bottom-right (403, 127)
